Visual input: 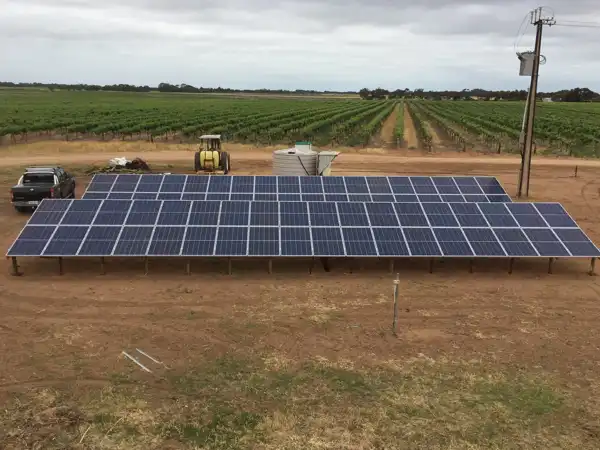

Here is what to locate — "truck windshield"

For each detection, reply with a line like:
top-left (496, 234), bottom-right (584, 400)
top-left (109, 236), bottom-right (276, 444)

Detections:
top-left (22, 174), bottom-right (54, 184)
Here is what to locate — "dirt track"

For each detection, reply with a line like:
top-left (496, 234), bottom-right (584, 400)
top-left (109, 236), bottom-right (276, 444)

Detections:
top-left (3, 147), bottom-right (600, 168)
top-left (1, 143), bottom-right (600, 448)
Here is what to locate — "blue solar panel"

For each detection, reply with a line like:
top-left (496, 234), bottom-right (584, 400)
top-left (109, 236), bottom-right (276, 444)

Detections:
top-left (312, 228), bottom-right (345, 256)
top-left (308, 202), bottom-right (338, 227)
top-left (220, 201), bottom-right (250, 226)
top-left (250, 202), bottom-right (278, 226)
top-left (422, 203), bottom-right (459, 227)
top-left (373, 228), bottom-right (410, 256)
top-left (280, 228), bottom-right (312, 256)
top-left (278, 176), bottom-right (300, 193)
top-left (78, 226), bottom-right (120, 255)
top-left (450, 203), bottom-right (488, 227)
top-left (83, 174), bottom-right (511, 202)
top-left (366, 203), bottom-right (399, 227)
top-left (248, 227), bottom-right (279, 256)
top-left (342, 227), bottom-right (377, 256)
top-left (112, 227), bottom-right (153, 255)
top-left (462, 228), bottom-right (506, 256)
top-left (43, 226), bottom-right (88, 256)
top-left (207, 176), bottom-right (231, 193)
top-left (255, 176), bottom-right (277, 193)
top-left (215, 227), bottom-right (248, 256)
top-left (182, 227), bottom-right (217, 256)
top-left (479, 203), bottom-right (518, 227)
top-left (403, 228), bottom-right (442, 256)
top-left (394, 203), bottom-right (428, 226)
top-left (553, 229), bottom-right (600, 256)
top-left (337, 202), bottom-right (369, 227)
top-left (147, 227), bottom-right (185, 255)
top-left (494, 228), bottom-right (538, 256)
top-left (366, 177), bottom-right (392, 194)
top-left (344, 177), bottom-right (369, 194)
top-left (189, 202), bottom-right (220, 226)
top-left (157, 200), bottom-right (190, 226)
top-left (524, 228), bottom-right (570, 257)
top-left (280, 202), bottom-right (309, 226)
top-left (433, 228), bottom-right (473, 256)
top-left (231, 176), bottom-right (254, 193)
top-left (8, 198), bottom-right (599, 260)
top-left (300, 177), bottom-right (323, 193)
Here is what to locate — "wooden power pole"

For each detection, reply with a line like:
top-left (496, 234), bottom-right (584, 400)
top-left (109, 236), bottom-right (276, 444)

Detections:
top-left (517, 7), bottom-right (555, 198)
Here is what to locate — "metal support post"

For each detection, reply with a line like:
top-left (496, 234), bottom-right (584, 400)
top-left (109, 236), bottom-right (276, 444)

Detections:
top-left (186, 260), bottom-right (191, 275)
top-left (389, 259), bottom-right (394, 274)
top-left (144, 257), bottom-right (149, 275)
top-left (58, 257), bottom-right (64, 275)
top-left (590, 258), bottom-right (596, 276)
top-left (11, 257), bottom-right (22, 276)
top-left (508, 258), bottom-right (514, 274)
top-left (228, 258), bottom-right (232, 275)
top-left (469, 259), bottom-right (474, 274)
top-left (392, 274), bottom-right (400, 337)
top-left (429, 258), bottom-right (434, 274)
top-left (548, 257), bottom-right (554, 274)
top-left (268, 259), bottom-right (273, 274)
top-left (100, 257), bottom-right (106, 275)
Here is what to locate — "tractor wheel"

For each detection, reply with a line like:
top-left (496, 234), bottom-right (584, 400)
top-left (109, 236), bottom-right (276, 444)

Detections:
top-left (221, 152), bottom-right (230, 174)
top-left (194, 151), bottom-right (201, 172)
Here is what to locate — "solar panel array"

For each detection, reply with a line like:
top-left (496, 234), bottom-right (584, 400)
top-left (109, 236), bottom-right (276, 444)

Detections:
top-left (7, 199), bottom-right (600, 258)
top-left (81, 174), bottom-right (513, 203)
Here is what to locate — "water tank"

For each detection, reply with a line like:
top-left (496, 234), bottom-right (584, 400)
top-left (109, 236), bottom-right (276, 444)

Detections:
top-left (272, 147), bottom-right (318, 176)
top-left (317, 151), bottom-right (340, 176)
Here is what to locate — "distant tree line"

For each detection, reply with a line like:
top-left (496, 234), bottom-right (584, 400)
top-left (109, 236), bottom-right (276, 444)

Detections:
top-left (1, 81), bottom-right (598, 102)
top-left (0, 81), bottom-right (355, 96)
top-left (358, 87), bottom-right (600, 102)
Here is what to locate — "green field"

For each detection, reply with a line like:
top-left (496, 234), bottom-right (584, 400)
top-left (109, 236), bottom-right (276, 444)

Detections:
top-left (2, 89), bottom-right (600, 156)
top-left (407, 100), bottom-right (600, 157)
top-left (0, 90), bottom-right (394, 147)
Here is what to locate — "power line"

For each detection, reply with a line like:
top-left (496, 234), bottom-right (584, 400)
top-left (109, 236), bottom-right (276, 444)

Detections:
top-left (554, 23), bottom-right (600, 29)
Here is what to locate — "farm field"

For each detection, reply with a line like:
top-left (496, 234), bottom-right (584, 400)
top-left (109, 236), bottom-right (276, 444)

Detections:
top-left (1, 146), bottom-right (600, 449)
top-left (3, 89), bottom-right (600, 157)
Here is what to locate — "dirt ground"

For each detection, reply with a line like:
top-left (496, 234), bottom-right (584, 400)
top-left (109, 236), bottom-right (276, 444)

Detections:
top-left (403, 103), bottom-right (419, 149)
top-left (374, 104), bottom-right (398, 147)
top-left (1, 141), bottom-right (600, 449)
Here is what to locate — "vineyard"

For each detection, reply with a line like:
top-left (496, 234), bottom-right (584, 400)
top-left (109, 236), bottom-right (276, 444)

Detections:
top-left (3, 89), bottom-right (600, 157)
top-left (0, 90), bottom-right (397, 147)
top-left (405, 99), bottom-right (600, 157)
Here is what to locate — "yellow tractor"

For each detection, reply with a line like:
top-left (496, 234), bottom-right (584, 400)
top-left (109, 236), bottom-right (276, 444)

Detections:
top-left (194, 135), bottom-right (231, 174)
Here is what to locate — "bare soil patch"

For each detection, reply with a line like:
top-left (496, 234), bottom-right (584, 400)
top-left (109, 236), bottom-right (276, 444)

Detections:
top-left (374, 103), bottom-right (398, 147)
top-left (403, 103), bottom-right (419, 149)
top-left (0, 144), bottom-right (599, 449)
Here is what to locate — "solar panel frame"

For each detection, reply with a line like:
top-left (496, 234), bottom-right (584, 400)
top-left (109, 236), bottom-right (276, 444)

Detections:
top-left (82, 175), bottom-right (514, 203)
top-left (9, 197), bottom-right (599, 259)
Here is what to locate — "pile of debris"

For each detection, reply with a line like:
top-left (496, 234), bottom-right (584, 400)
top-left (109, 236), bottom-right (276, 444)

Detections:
top-left (87, 157), bottom-right (151, 174)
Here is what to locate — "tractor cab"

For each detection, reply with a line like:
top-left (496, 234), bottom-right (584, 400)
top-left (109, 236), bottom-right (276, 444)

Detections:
top-left (194, 134), bottom-right (231, 174)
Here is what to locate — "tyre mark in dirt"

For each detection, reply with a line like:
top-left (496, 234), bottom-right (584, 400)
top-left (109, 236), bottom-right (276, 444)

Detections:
top-left (580, 180), bottom-right (600, 213)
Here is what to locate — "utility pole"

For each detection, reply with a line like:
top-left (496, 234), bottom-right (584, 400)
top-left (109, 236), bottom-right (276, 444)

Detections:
top-left (517, 7), bottom-right (555, 198)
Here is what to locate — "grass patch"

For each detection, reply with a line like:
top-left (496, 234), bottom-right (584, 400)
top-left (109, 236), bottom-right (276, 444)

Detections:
top-left (0, 354), bottom-right (597, 449)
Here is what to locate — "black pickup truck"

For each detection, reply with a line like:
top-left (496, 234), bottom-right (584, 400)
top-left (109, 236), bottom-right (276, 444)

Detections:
top-left (10, 167), bottom-right (76, 212)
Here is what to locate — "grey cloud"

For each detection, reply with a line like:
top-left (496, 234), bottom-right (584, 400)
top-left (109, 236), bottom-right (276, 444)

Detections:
top-left (4, 0), bottom-right (600, 90)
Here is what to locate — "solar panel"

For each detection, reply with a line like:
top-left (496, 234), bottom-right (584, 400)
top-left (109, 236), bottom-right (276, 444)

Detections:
top-left (7, 199), bottom-right (599, 259)
top-left (82, 175), bottom-right (513, 203)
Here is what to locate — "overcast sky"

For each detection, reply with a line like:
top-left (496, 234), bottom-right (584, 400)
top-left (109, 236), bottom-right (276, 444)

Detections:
top-left (2, 0), bottom-right (600, 91)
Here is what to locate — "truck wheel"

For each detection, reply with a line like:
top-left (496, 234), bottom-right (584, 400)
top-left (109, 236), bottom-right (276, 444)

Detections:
top-left (194, 152), bottom-right (201, 172)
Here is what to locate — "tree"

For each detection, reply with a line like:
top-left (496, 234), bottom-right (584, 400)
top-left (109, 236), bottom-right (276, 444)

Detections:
top-left (359, 88), bottom-right (371, 100)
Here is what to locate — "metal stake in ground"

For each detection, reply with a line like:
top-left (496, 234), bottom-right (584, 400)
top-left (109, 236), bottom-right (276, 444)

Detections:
top-left (392, 274), bottom-right (400, 337)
